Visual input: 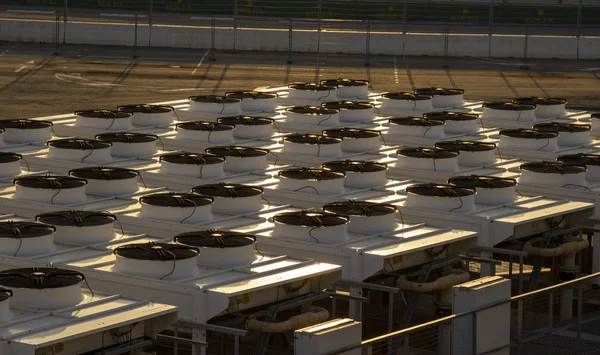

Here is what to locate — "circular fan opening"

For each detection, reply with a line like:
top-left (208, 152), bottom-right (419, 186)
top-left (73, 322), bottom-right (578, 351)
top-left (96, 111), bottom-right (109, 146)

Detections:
top-left (406, 183), bottom-right (476, 197)
top-left (205, 146), bottom-right (269, 157)
top-left (159, 153), bottom-right (226, 165)
top-left (13, 176), bottom-right (87, 189)
top-left (322, 128), bottom-right (380, 139)
top-left (273, 211), bottom-right (349, 227)
top-left (397, 147), bottom-right (459, 159)
top-left (323, 200), bottom-right (397, 216)
top-left (500, 129), bottom-right (559, 139)
top-left (434, 140), bottom-right (497, 152)
top-left (36, 210), bottom-right (117, 227)
top-left (47, 138), bottom-right (112, 149)
top-left (520, 161), bottom-right (587, 174)
top-left (279, 167), bottom-right (345, 180)
top-left (448, 175), bottom-right (517, 189)
top-left (95, 132), bottom-right (159, 143)
top-left (322, 160), bottom-right (387, 173)
top-left (114, 242), bottom-right (199, 261)
top-left (389, 117), bottom-right (444, 126)
top-left (74, 109), bottom-right (132, 119)
top-left (174, 231), bottom-right (256, 248)
top-left (139, 193), bottom-right (214, 207)
top-left (69, 167), bottom-right (140, 180)
top-left (117, 104), bottom-right (174, 114)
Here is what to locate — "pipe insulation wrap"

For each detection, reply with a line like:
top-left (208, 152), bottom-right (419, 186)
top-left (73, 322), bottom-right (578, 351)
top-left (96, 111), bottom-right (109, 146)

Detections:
top-left (523, 238), bottom-right (589, 258)
top-left (396, 266), bottom-right (470, 293)
top-left (245, 305), bottom-right (329, 333)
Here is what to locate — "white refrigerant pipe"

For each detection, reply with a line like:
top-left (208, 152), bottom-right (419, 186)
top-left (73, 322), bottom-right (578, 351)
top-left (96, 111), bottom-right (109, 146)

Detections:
top-left (245, 305), bottom-right (329, 333)
top-left (524, 237), bottom-right (589, 321)
top-left (397, 266), bottom-right (470, 355)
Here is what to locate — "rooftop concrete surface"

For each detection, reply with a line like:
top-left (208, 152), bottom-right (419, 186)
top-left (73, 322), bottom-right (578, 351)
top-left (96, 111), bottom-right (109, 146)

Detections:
top-left (0, 42), bottom-right (598, 119)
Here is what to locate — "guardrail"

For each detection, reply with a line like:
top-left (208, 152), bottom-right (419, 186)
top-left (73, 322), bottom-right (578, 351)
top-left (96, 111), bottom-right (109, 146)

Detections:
top-left (324, 271), bottom-right (600, 355)
top-left (2, 0), bottom-right (600, 37)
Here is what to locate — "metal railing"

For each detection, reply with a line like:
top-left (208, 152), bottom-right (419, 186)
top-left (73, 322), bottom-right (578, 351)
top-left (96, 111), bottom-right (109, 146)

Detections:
top-left (2, 0), bottom-right (599, 37)
top-left (325, 271), bottom-right (600, 355)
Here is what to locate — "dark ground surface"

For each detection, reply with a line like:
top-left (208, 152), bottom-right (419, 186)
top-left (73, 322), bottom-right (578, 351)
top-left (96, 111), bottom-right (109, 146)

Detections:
top-left (0, 42), bottom-right (599, 120)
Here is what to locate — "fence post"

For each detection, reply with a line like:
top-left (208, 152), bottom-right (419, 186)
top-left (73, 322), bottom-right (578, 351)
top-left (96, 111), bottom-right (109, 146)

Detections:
top-left (442, 28), bottom-right (449, 68)
top-left (233, 0), bottom-right (238, 50)
top-left (148, 0), bottom-right (153, 46)
top-left (210, 16), bottom-right (217, 61)
top-left (63, 0), bottom-right (67, 44)
top-left (521, 28), bottom-right (529, 70)
top-left (287, 19), bottom-right (293, 64)
top-left (577, 285), bottom-right (583, 355)
top-left (488, 0), bottom-right (493, 57)
top-left (517, 298), bottom-right (524, 353)
top-left (548, 291), bottom-right (553, 354)
top-left (365, 20), bottom-right (371, 67)
top-left (576, 0), bottom-right (582, 59)
top-left (133, 14), bottom-right (139, 58)
top-left (54, 14), bottom-right (60, 55)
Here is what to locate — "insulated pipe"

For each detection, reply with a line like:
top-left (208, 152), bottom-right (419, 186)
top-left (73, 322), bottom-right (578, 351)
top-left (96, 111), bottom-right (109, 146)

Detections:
top-left (397, 266), bottom-right (469, 355)
top-left (245, 305), bottom-right (329, 333)
top-left (524, 237), bottom-right (589, 322)
top-left (396, 266), bottom-right (470, 294)
top-left (523, 238), bottom-right (589, 258)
